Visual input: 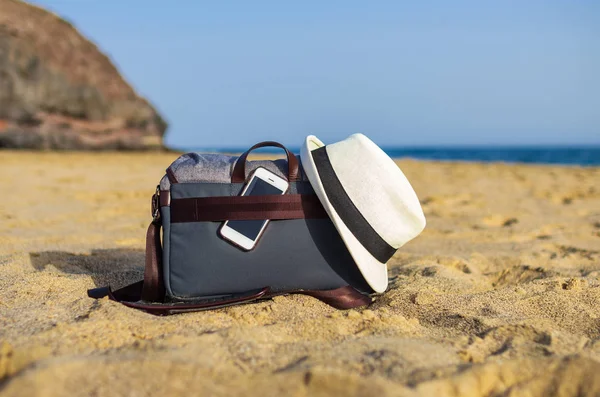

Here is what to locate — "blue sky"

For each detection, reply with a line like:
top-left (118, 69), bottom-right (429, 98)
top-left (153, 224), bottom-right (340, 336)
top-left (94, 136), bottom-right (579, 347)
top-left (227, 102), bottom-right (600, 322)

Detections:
top-left (34, 1), bottom-right (599, 149)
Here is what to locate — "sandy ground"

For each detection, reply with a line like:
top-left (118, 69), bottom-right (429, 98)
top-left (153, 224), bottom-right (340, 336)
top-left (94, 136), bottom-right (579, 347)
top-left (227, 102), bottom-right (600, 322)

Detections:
top-left (1, 151), bottom-right (599, 397)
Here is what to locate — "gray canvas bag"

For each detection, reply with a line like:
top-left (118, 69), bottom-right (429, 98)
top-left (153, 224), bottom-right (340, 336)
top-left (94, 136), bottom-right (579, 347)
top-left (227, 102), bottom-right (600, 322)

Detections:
top-left (88, 141), bottom-right (373, 314)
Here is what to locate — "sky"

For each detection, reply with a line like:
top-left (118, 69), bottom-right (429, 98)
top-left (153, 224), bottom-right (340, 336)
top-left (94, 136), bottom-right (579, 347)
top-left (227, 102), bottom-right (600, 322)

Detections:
top-left (33, 0), bottom-right (600, 149)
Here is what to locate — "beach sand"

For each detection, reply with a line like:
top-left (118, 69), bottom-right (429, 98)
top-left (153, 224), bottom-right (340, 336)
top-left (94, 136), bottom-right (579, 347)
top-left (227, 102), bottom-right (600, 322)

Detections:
top-left (1, 151), bottom-right (599, 396)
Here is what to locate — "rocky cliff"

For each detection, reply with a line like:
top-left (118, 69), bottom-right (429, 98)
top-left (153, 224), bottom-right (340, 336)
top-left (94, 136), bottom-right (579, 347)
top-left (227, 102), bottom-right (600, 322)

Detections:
top-left (0, 0), bottom-right (167, 150)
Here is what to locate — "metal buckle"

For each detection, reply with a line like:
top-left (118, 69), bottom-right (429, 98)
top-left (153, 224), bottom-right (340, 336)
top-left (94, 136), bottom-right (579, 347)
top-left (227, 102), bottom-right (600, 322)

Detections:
top-left (152, 185), bottom-right (160, 220)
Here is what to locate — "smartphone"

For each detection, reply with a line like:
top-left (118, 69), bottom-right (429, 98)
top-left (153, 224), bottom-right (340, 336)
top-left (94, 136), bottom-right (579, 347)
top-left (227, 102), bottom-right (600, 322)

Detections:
top-left (219, 167), bottom-right (289, 250)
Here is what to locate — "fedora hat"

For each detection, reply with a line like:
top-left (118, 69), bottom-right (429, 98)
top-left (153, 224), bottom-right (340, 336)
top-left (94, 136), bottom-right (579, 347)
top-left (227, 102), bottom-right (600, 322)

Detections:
top-left (301, 134), bottom-right (426, 293)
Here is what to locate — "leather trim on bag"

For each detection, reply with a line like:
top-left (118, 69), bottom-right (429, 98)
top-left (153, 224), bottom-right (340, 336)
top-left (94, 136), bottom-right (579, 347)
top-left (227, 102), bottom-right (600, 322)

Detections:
top-left (166, 167), bottom-right (179, 184)
top-left (170, 194), bottom-right (327, 222)
top-left (159, 190), bottom-right (171, 207)
top-left (88, 283), bottom-right (372, 315)
top-left (141, 219), bottom-right (165, 301)
top-left (295, 286), bottom-right (373, 309)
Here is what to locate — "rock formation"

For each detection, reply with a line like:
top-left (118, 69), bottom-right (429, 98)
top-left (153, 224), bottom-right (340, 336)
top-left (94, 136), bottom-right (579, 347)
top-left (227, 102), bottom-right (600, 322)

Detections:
top-left (0, 0), bottom-right (167, 150)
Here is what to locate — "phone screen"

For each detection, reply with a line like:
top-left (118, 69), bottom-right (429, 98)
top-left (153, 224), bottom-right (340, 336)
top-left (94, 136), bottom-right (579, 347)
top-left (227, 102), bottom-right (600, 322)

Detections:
top-left (226, 177), bottom-right (285, 240)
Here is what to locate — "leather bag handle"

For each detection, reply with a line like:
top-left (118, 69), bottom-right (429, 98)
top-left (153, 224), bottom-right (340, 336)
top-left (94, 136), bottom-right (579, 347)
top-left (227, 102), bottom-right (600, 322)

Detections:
top-left (231, 141), bottom-right (300, 183)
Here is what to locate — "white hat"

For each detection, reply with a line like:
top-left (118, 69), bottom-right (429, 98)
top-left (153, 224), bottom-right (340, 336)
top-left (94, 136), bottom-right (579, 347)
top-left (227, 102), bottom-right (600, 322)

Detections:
top-left (301, 134), bottom-right (426, 293)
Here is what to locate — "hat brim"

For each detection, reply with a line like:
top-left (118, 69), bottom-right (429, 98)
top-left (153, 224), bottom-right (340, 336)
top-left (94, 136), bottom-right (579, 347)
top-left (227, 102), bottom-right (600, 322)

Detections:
top-left (301, 135), bottom-right (389, 293)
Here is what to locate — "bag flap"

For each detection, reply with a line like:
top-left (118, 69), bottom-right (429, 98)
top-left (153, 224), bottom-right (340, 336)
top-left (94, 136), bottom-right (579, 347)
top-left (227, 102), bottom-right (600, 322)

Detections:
top-left (160, 153), bottom-right (306, 190)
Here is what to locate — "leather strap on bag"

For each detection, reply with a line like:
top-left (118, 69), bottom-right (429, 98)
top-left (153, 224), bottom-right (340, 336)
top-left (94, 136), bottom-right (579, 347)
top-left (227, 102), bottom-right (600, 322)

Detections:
top-left (140, 218), bottom-right (165, 301)
top-left (296, 286), bottom-right (372, 309)
top-left (231, 141), bottom-right (300, 183)
top-left (170, 194), bottom-right (327, 223)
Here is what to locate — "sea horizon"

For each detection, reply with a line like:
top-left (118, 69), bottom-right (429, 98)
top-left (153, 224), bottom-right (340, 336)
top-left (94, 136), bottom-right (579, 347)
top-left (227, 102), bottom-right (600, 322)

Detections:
top-left (171, 145), bottom-right (600, 166)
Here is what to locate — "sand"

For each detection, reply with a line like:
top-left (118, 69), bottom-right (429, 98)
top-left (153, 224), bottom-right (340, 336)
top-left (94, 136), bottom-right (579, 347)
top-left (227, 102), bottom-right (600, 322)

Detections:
top-left (1, 151), bottom-right (599, 397)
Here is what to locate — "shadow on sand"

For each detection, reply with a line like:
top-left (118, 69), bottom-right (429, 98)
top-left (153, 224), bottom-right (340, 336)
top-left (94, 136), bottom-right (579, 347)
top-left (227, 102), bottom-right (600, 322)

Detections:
top-left (29, 249), bottom-right (144, 288)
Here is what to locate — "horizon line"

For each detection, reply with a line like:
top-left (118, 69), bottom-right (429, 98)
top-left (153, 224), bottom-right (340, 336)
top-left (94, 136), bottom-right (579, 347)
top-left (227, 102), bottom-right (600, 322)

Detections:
top-left (168, 144), bottom-right (600, 152)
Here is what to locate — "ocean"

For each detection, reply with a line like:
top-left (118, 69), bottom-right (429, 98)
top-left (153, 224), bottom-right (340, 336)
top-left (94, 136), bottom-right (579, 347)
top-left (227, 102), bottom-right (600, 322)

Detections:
top-left (381, 147), bottom-right (600, 166)
top-left (187, 146), bottom-right (600, 166)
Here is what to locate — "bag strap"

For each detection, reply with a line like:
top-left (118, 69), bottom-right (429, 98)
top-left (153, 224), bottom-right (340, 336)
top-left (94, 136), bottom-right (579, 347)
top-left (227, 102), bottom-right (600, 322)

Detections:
top-left (231, 141), bottom-right (300, 183)
top-left (170, 194), bottom-right (327, 223)
top-left (141, 218), bottom-right (165, 301)
top-left (87, 192), bottom-right (372, 315)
